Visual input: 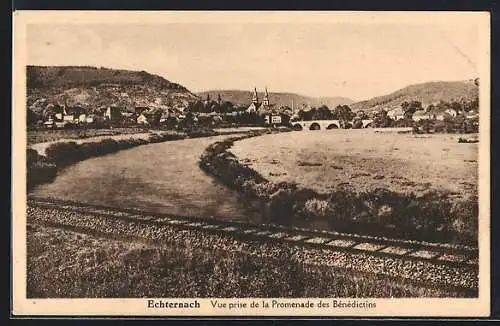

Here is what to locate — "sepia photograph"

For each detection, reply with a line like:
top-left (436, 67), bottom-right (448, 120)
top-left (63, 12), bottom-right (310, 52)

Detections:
top-left (12, 11), bottom-right (490, 316)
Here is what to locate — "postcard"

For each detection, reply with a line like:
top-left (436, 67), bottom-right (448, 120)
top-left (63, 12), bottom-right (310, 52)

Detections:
top-left (12, 10), bottom-right (490, 317)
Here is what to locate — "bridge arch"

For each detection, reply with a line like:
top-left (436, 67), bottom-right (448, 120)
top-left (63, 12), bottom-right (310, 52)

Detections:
top-left (362, 119), bottom-right (374, 128)
top-left (309, 122), bottom-right (321, 130)
top-left (326, 123), bottom-right (339, 129)
top-left (292, 123), bottom-right (303, 131)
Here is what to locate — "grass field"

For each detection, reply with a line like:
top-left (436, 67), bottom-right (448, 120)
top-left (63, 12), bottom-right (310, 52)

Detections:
top-left (27, 221), bottom-right (472, 298)
top-left (230, 129), bottom-right (478, 201)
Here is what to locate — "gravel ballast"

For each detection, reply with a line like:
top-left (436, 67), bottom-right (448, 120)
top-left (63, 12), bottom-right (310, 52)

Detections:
top-left (27, 203), bottom-right (478, 293)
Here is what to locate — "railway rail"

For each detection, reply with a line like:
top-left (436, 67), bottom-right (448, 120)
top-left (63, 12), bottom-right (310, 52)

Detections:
top-left (27, 196), bottom-right (478, 269)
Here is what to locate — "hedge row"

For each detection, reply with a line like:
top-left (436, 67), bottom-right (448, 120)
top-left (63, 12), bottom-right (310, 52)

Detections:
top-left (27, 128), bottom-right (218, 191)
top-left (199, 136), bottom-right (478, 246)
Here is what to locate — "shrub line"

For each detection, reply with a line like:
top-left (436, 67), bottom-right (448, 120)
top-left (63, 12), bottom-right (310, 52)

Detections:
top-left (198, 131), bottom-right (478, 246)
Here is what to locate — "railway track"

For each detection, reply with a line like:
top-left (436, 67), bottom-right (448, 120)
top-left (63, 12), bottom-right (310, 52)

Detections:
top-left (27, 196), bottom-right (478, 269)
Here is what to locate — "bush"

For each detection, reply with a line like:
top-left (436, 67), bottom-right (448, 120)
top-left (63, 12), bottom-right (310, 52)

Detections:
top-left (27, 149), bottom-right (57, 190)
top-left (449, 198), bottom-right (478, 244)
top-left (45, 142), bottom-right (82, 167)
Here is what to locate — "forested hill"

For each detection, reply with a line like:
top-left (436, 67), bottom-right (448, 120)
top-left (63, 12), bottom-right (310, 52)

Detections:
top-left (350, 80), bottom-right (478, 112)
top-left (197, 90), bottom-right (353, 109)
top-left (27, 66), bottom-right (199, 112)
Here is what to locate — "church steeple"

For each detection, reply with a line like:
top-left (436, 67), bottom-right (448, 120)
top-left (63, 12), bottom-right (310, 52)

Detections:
top-left (252, 87), bottom-right (259, 104)
top-left (263, 87), bottom-right (270, 107)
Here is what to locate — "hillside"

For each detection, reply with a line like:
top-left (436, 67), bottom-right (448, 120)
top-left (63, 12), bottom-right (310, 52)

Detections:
top-left (27, 66), bottom-right (199, 114)
top-left (197, 90), bottom-right (353, 110)
top-left (350, 80), bottom-right (478, 112)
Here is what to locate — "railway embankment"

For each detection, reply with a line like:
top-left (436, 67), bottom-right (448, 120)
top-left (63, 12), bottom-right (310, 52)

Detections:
top-left (27, 199), bottom-right (477, 298)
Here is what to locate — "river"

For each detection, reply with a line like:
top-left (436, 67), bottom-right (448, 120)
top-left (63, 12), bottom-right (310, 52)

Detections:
top-left (29, 135), bottom-right (266, 223)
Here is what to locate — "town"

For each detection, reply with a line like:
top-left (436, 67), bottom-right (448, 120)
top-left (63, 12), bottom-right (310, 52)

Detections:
top-left (28, 85), bottom-right (479, 134)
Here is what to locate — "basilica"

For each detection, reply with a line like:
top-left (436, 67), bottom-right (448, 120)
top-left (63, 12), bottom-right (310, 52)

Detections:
top-left (246, 87), bottom-right (286, 125)
top-left (246, 87), bottom-right (273, 114)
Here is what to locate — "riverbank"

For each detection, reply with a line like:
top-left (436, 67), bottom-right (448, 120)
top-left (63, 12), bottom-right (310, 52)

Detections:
top-left (28, 127), bottom-right (150, 145)
top-left (27, 203), bottom-right (477, 298)
top-left (27, 128), bottom-right (217, 191)
top-left (198, 132), bottom-right (478, 246)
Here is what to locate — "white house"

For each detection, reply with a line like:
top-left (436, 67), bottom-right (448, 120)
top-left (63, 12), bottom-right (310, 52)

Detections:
top-left (63, 115), bottom-right (75, 122)
top-left (137, 114), bottom-right (149, 125)
top-left (412, 111), bottom-right (432, 122)
top-left (104, 107), bottom-right (121, 120)
top-left (387, 108), bottom-right (405, 121)
top-left (444, 108), bottom-right (458, 118)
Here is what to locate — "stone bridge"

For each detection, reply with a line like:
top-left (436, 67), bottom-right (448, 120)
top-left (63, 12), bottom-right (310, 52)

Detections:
top-left (292, 119), bottom-right (373, 130)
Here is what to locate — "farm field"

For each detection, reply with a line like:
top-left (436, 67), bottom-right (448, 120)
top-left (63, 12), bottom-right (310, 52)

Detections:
top-left (230, 129), bottom-right (478, 202)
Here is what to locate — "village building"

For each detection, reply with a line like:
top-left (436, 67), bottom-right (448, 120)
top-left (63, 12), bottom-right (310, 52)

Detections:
top-left (137, 113), bottom-right (149, 125)
top-left (246, 87), bottom-right (259, 113)
top-left (258, 88), bottom-right (273, 113)
top-left (54, 112), bottom-right (63, 121)
top-left (465, 110), bottom-right (479, 119)
top-left (444, 108), bottom-right (458, 118)
top-left (412, 108), bottom-right (445, 121)
top-left (246, 87), bottom-right (289, 125)
top-left (135, 106), bottom-right (149, 116)
top-left (86, 114), bottom-right (97, 124)
top-left (44, 119), bottom-right (55, 128)
top-left (104, 106), bottom-right (122, 120)
top-left (387, 107), bottom-right (405, 121)
top-left (63, 114), bottom-right (75, 122)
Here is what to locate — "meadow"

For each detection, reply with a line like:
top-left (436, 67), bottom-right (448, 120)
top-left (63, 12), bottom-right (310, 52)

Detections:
top-left (230, 129), bottom-right (478, 203)
top-left (207, 129), bottom-right (480, 245)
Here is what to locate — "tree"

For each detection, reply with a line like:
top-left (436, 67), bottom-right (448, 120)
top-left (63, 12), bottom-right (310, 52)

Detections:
top-left (313, 105), bottom-right (332, 120)
top-left (373, 109), bottom-right (393, 128)
top-left (178, 112), bottom-right (196, 129)
top-left (27, 108), bottom-right (40, 126)
top-left (352, 117), bottom-right (363, 129)
top-left (450, 101), bottom-right (463, 116)
top-left (333, 105), bottom-right (354, 122)
top-left (297, 109), bottom-right (308, 121)
top-left (402, 100), bottom-right (422, 120)
top-left (187, 100), bottom-right (204, 113)
top-left (303, 108), bottom-right (316, 121)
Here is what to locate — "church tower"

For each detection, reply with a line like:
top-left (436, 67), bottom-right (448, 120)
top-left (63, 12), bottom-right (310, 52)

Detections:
top-left (204, 94), bottom-right (211, 105)
top-left (252, 87), bottom-right (259, 105)
top-left (262, 87), bottom-right (270, 107)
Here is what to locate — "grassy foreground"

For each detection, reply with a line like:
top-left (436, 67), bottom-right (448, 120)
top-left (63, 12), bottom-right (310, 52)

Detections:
top-left (27, 222), bottom-right (472, 298)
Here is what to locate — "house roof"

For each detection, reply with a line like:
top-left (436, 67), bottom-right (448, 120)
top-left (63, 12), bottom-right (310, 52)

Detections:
top-left (388, 107), bottom-right (404, 115)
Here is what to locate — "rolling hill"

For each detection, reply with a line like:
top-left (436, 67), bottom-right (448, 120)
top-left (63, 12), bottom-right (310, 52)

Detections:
top-left (27, 66), bottom-right (200, 114)
top-left (350, 80), bottom-right (479, 112)
top-left (196, 90), bottom-right (353, 110)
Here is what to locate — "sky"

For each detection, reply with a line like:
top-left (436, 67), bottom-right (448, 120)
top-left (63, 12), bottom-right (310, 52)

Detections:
top-left (26, 20), bottom-right (480, 101)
